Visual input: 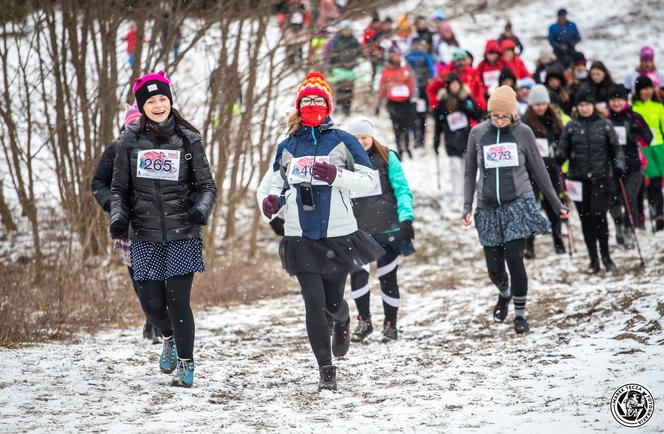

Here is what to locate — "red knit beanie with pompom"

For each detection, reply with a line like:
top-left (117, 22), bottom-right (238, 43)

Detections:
top-left (295, 72), bottom-right (334, 113)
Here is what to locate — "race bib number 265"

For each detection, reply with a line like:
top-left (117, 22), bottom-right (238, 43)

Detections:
top-left (483, 142), bottom-right (519, 169)
top-left (136, 149), bottom-right (181, 181)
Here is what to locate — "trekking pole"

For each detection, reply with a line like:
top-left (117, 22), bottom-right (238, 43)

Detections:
top-left (619, 178), bottom-right (646, 267)
top-left (435, 151), bottom-right (441, 190)
top-left (560, 172), bottom-right (575, 257)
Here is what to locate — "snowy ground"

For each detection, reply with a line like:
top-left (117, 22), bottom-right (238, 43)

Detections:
top-left (2, 121), bottom-right (664, 432)
top-left (3, 0), bottom-right (664, 432)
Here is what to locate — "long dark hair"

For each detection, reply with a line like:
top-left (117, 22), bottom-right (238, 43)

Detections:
top-left (524, 105), bottom-right (563, 137)
top-left (139, 108), bottom-right (200, 135)
top-left (589, 61), bottom-right (614, 87)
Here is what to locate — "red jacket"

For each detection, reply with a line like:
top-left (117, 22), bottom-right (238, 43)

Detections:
top-left (122, 29), bottom-right (137, 54)
top-left (503, 56), bottom-right (531, 80)
top-left (426, 64), bottom-right (487, 110)
top-left (379, 64), bottom-right (415, 102)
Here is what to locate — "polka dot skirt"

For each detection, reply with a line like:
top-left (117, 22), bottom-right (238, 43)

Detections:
top-left (131, 238), bottom-right (205, 282)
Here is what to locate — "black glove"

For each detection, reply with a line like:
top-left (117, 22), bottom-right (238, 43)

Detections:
top-left (614, 166), bottom-right (625, 178)
top-left (110, 219), bottom-right (129, 239)
top-left (188, 208), bottom-right (206, 225)
top-left (400, 220), bottom-right (414, 244)
top-left (269, 217), bottom-right (285, 237)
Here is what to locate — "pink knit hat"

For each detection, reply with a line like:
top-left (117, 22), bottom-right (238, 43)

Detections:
top-left (123, 102), bottom-right (141, 126)
top-left (133, 70), bottom-right (173, 113)
top-left (640, 46), bottom-right (655, 61)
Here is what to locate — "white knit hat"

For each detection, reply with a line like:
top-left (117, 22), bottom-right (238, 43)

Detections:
top-left (343, 116), bottom-right (375, 137)
top-left (528, 84), bottom-right (551, 105)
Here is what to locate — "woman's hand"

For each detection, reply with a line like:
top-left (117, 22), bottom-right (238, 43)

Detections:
top-left (559, 208), bottom-right (570, 221)
top-left (462, 213), bottom-right (472, 227)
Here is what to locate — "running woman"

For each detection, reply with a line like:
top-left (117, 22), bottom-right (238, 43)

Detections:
top-left (343, 116), bottom-right (415, 342)
top-left (111, 71), bottom-right (217, 387)
top-left (463, 85), bottom-right (569, 333)
top-left (262, 72), bottom-right (383, 391)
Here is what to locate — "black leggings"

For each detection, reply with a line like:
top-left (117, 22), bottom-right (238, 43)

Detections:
top-left (387, 100), bottom-right (414, 157)
top-left (483, 239), bottom-right (528, 314)
top-left (575, 180), bottom-right (613, 259)
top-left (610, 171), bottom-right (643, 228)
top-left (350, 249), bottom-right (401, 325)
top-left (647, 176), bottom-right (663, 218)
top-left (296, 272), bottom-right (347, 367)
top-left (137, 273), bottom-right (195, 360)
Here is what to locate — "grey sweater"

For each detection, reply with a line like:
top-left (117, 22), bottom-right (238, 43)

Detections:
top-left (464, 120), bottom-right (564, 216)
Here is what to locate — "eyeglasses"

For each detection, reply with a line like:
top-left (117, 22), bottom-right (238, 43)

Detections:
top-left (300, 97), bottom-right (327, 106)
top-left (490, 114), bottom-right (512, 121)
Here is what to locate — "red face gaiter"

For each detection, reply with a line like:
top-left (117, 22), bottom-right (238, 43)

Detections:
top-left (300, 105), bottom-right (329, 127)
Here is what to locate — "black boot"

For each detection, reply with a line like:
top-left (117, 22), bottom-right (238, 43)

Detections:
top-left (329, 300), bottom-right (350, 357)
top-left (381, 321), bottom-right (398, 342)
top-left (318, 365), bottom-right (337, 391)
top-left (351, 315), bottom-right (373, 342)
top-left (514, 316), bottom-right (530, 333)
top-left (493, 294), bottom-right (511, 323)
top-left (615, 224), bottom-right (625, 246)
top-left (602, 255), bottom-right (617, 272)
top-left (553, 236), bottom-right (566, 255)
top-left (524, 236), bottom-right (535, 259)
top-left (587, 256), bottom-right (600, 274)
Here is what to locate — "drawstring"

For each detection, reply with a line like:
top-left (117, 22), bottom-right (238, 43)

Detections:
top-left (496, 129), bottom-right (501, 206)
top-left (310, 127), bottom-right (318, 183)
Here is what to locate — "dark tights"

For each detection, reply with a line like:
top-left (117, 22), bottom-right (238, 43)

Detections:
top-left (296, 272), bottom-right (348, 367)
top-left (137, 273), bottom-right (195, 360)
top-left (483, 238), bottom-right (528, 316)
top-left (575, 180), bottom-right (613, 260)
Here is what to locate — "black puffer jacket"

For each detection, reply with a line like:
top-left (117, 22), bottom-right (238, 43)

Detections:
top-left (110, 117), bottom-right (217, 241)
top-left (435, 88), bottom-right (482, 157)
top-left (608, 107), bottom-right (653, 174)
top-left (91, 143), bottom-right (117, 213)
top-left (556, 114), bottom-right (625, 182)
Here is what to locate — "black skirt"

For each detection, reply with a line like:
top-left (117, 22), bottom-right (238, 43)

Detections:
top-left (279, 230), bottom-right (386, 276)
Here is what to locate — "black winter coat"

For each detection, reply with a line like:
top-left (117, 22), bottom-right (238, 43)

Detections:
top-left (110, 117), bottom-right (217, 242)
top-left (435, 88), bottom-right (482, 157)
top-left (608, 108), bottom-right (653, 174)
top-left (91, 143), bottom-right (117, 213)
top-left (556, 114), bottom-right (626, 182)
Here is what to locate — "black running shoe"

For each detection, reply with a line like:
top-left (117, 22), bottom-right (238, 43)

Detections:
top-left (318, 365), bottom-right (337, 391)
top-left (493, 294), bottom-right (511, 323)
top-left (514, 316), bottom-right (530, 333)
top-left (602, 255), bottom-right (617, 272)
top-left (587, 258), bottom-right (600, 274)
top-left (381, 321), bottom-right (398, 342)
top-left (143, 321), bottom-right (161, 344)
top-left (351, 315), bottom-right (373, 342)
top-left (330, 300), bottom-right (351, 357)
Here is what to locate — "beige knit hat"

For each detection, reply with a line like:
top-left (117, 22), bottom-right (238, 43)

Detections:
top-left (488, 85), bottom-right (517, 115)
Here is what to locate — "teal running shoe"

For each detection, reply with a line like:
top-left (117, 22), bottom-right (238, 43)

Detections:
top-left (171, 359), bottom-right (195, 388)
top-left (159, 336), bottom-right (177, 373)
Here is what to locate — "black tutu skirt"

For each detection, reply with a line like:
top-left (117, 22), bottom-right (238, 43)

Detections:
top-left (279, 230), bottom-right (386, 276)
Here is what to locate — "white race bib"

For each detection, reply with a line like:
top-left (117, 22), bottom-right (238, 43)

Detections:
top-left (136, 149), bottom-right (181, 181)
top-left (535, 138), bottom-right (550, 157)
top-left (287, 156), bottom-right (330, 186)
top-left (651, 128), bottom-right (657, 145)
top-left (539, 70), bottom-right (547, 84)
top-left (414, 98), bottom-right (427, 113)
top-left (614, 126), bottom-right (627, 146)
top-left (565, 179), bottom-right (583, 202)
top-left (389, 84), bottom-right (410, 98)
top-left (483, 70), bottom-right (501, 91)
top-left (446, 111), bottom-right (469, 132)
top-left (350, 170), bottom-right (382, 198)
top-left (483, 142), bottom-right (519, 169)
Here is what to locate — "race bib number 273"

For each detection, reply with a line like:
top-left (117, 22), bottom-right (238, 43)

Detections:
top-left (483, 142), bottom-right (519, 169)
top-left (136, 149), bottom-right (181, 181)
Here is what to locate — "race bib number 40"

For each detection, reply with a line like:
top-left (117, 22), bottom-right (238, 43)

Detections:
top-left (288, 156), bottom-right (330, 186)
top-left (483, 142), bottom-right (519, 169)
top-left (136, 149), bottom-right (181, 181)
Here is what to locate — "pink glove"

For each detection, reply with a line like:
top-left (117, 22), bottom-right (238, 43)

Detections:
top-left (312, 162), bottom-right (337, 185)
top-left (262, 195), bottom-right (281, 219)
